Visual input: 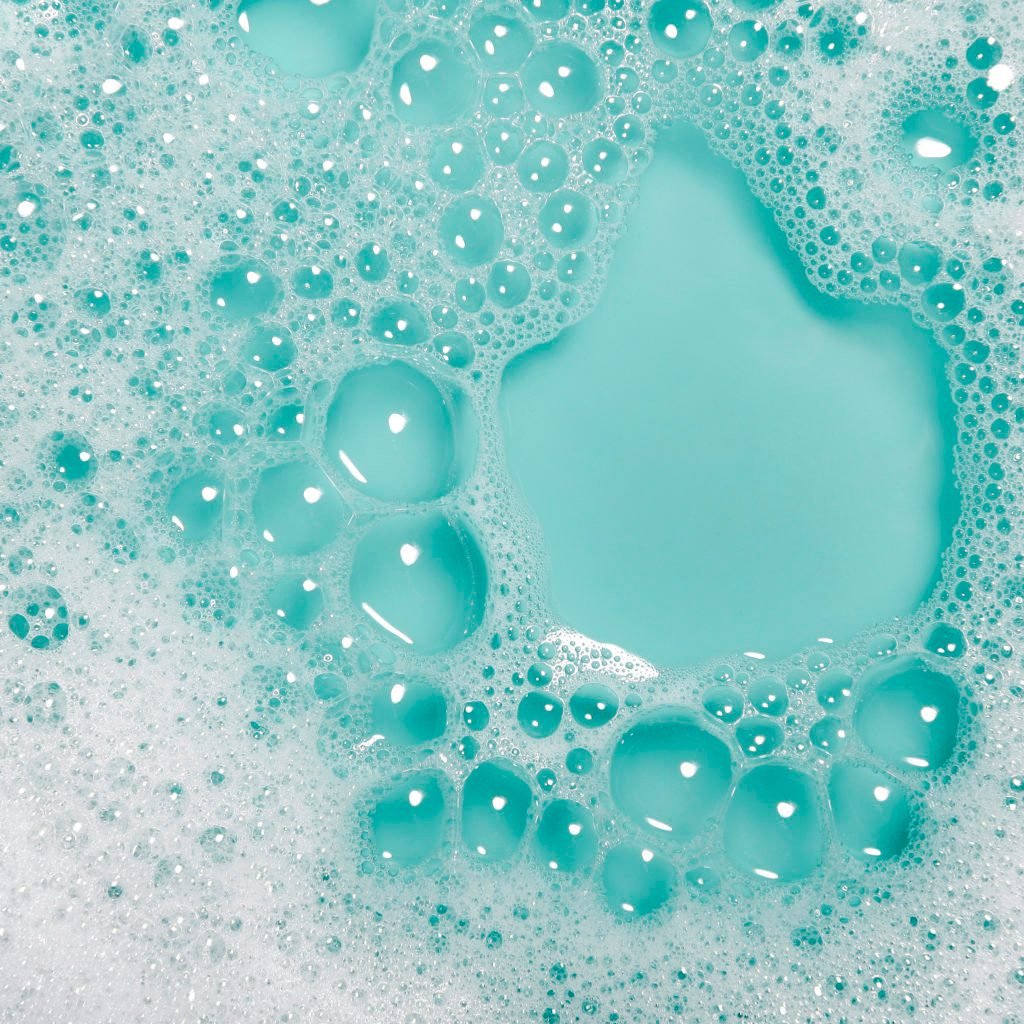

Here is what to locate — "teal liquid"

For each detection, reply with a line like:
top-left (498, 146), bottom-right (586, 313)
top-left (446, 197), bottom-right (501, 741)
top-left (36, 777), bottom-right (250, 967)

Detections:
top-left (503, 123), bottom-right (959, 666)
top-left (1, 0), bottom-right (1017, 1019)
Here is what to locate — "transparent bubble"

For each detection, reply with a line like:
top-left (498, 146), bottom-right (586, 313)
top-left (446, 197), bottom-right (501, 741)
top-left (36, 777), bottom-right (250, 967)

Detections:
top-left (323, 361), bottom-right (459, 502)
top-left (569, 682), bottom-right (619, 728)
top-left (723, 764), bottom-right (826, 881)
top-left (469, 13), bottom-right (533, 71)
top-left (600, 843), bottom-right (676, 918)
top-left (429, 130), bottom-right (486, 192)
top-left (534, 799), bottom-right (597, 873)
top-left (517, 141), bottom-right (569, 192)
top-left (461, 759), bottom-right (533, 862)
top-left (827, 762), bottom-right (913, 861)
top-left (538, 190), bottom-right (597, 248)
top-left (350, 512), bottom-right (487, 654)
top-left (168, 472), bottom-right (225, 542)
top-left (370, 771), bottom-right (451, 868)
top-left (487, 261), bottom-right (532, 307)
top-left (522, 43), bottom-right (601, 116)
top-left (517, 691), bottom-right (564, 738)
top-left (252, 460), bottom-right (348, 555)
top-left (853, 656), bottom-right (961, 771)
top-left (648, 1), bottom-right (714, 59)
top-left (440, 196), bottom-right (505, 266)
top-left (610, 709), bottom-right (733, 842)
top-left (391, 42), bottom-right (478, 126)
top-left (209, 258), bottom-right (281, 321)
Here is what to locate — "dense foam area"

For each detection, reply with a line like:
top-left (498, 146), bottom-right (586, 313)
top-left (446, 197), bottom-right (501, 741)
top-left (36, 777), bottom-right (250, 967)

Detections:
top-left (0, 1), bottom-right (1022, 1021)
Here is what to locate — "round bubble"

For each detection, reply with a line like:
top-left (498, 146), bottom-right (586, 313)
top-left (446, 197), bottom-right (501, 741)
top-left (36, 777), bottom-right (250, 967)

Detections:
top-left (371, 300), bottom-right (430, 345)
top-left (735, 716), bottom-right (785, 758)
top-left (168, 471), bottom-right (224, 542)
top-left (729, 20), bottom-right (769, 61)
top-left (521, 43), bottom-right (601, 116)
top-left (429, 130), bottom-right (486, 192)
top-left (487, 261), bottom-right (532, 307)
top-left (517, 691), bottom-right (564, 738)
top-left (440, 196), bottom-right (505, 267)
top-left (748, 678), bottom-right (788, 716)
top-left (350, 512), bottom-right (487, 654)
top-left (323, 361), bottom-right (459, 503)
top-left (538, 190), bottom-right (597, 248)
top-left (853, 656), bottom-right (961, 771)
top-left (370, 771), bottom-right (451, 868)
top-left (469, 13), bottom-right (533, 71)
top-left (569, 682), bottom-right (619, 728)
top-left (828, 762), bottom-right (913, 861)
top-left (534, 799), bottom-right (597, 873)
top-left (253, 460), bottom-right (347, 555)
top-left (370, 675), bottom-right (448, 747)
top-left (610, 709), bottom-right (733, 842)
top-left (461, 759), bottom-right (533, 862)
top-left (648, 1), bottom-right (714, 58)
top-left (723, 764), bottom-right (826, 881)
top-left (242, 324), bottom-right (296, 372)
top-left (702, 684), bottom-right (743, 724)
top-left (391, 42), bottom-right (477, 126)
top-left (901, 109), bottom-right (977, 171)
top-left (582, 138), bottom-right (627, 184)
top-left (209, 258), bottom-right (281, 321)
top-left (601, 843), bottom-right (677, 918)
top-left (265, 574), bottom-right (324, 629)
top-left (517, 141), bottom-right (569, 192)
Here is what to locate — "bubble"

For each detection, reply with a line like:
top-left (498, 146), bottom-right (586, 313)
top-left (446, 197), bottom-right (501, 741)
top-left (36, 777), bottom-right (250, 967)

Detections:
top-left (853, 657), bottom-right (961, 771)
top-left (469, 13), bottom-right (533, 71)
top-left (723, 764), bottom-right (827, 881)
top-left (748, 678), bottom-right (788, 716)
top-left (349, 512), bottom-right (487, 653)
top-left (534, 799), bottom-right (597, 873)
top-left (521, 43), bottom-right (601, 116)
top-left (484, 75), bottom-right (525, 118)
top-left (209, 258), bottom-right (281, 321)
top-left (368, 675), bottom-right (448, 747)
top-left (600, 843), bottom-right (677, 918)
top-left (648, 1), bottom-right (714, 59)
top-left (729, 20), bottom-right (769, 62)
top-left (827, 762), bottom-right (913, 861)
top-left (371, 300), bottom-right (430, 346)
top-left (816, 670), bottom-right (854, 711)
top-left (461, 759), bottom-right (533, 862)
top-left (433, 331), bottom-right (476, 368)
top-left (517, 141), bottom-right (569, 192)
top-left (252, 460), bottom-right (348, 555)
top-left (429, 130), bottom-right (486, 192)
top-left (356, 243), bottom-right (390, 282)
top-left (168, 472), bottom-right (225, 542)
top-left (487, 261), bottom-right (532, 307)
top-left (241, 325), bottom-right (296, 372)
top-left (898, 242), bottom-right (941, 286)
top-left (391, 42), bottom-right (478, 126)
top-left (735, 716), bottom-right (785, 758)
top-left (370, 771), bottom-right (452, 868)
top-left (463, 700), bottom-right (490, 731)
top-left (809, 716), bottom-right (848, 756)
top-left (265, 574), bottom-right (324, 629)
top-left (538, 190), bottom-right (597, 248)
top-left (517, 691), bottom-right (564, 738)
top-left (440, 196), bottom-right (505, 266)
top-left (236, 0), bottom-right (376, 77)
top-left (702, 684), bottom-right (743, 724)
top-left (323, 362), bottom-right (459, 503)
top-left (609, 710), bottom-right (733, 842)
top-left (921, 282), bottom-right (965, 322)
top-left (292, 264), bottom-right (333, 300)
top-left (582, 138), bottom-right (627, 183)
top-left (568, 682), bottom-right (619, 728)
top-left (925, 623), bottom-right (966, 659)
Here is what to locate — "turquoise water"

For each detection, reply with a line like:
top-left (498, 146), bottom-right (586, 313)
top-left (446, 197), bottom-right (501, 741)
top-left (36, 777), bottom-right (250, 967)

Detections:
top-left (0, 1), bottom-right (1021, 1021)
top-left (503, 123), bottom-right (958, 665)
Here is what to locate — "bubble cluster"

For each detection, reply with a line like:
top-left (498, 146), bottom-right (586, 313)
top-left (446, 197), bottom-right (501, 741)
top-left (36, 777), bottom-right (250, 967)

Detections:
top-left (1, 0), bottom-right (1023, 1021)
